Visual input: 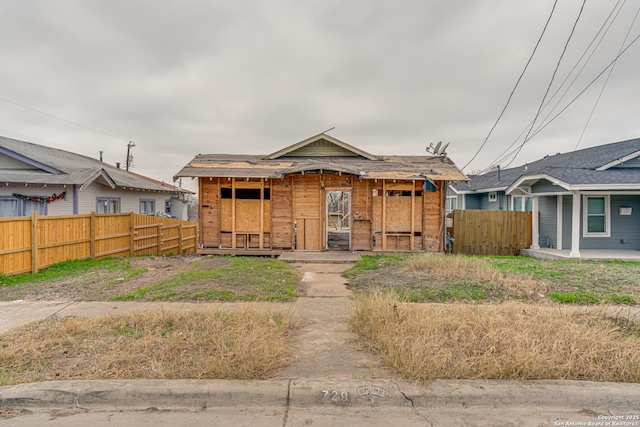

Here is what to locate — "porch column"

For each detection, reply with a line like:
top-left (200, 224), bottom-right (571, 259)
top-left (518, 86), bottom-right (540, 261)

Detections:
top-left (530, 196), bottom-right (540, 249)
top-left (570, 191), bottom-right (581, 258)
top-left (556, 195), bottom-right (563, 250)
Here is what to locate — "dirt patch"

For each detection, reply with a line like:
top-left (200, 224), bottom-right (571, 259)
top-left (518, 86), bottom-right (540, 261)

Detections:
top-left (0, 256), bottom-right (229, 301)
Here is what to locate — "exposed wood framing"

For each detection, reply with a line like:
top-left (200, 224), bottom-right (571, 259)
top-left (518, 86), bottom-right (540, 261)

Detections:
top-left (231, 177), bottom-right (236, 249)
top-left (260, 179), bottom-right (264, 249)
top-left (411, 180), bottom-right (415, 251)
top-left (382, 179), bottom-right (387, 251)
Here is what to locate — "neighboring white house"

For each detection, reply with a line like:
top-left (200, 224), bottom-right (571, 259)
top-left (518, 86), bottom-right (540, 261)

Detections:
top-left (0, 136), bottom-right (192, 219)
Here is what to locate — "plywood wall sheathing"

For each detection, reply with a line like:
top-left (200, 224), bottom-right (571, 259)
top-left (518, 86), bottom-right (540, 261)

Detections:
top-left (423, 180), bottom-right (443, 251)
top-left (292, 174), bottom-right (322, 250)
top-left (323, 173), bottom-right (352, 189)
top-left (351, 178), bottom-right (372, 250)
top-left (271, 178), bottom-right (293, 249)
top-left (200, 177), bottom-right (220, 247)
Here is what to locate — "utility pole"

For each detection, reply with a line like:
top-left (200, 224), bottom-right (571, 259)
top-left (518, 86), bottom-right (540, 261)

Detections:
top-left (126, 141), bottom-right (135, 171)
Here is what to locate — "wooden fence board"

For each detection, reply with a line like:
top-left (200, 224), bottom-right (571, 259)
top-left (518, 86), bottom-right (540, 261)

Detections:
top-left (451, 210), bottom-right (532, 256)
top-left (0, 212), bottom-right (198, 276)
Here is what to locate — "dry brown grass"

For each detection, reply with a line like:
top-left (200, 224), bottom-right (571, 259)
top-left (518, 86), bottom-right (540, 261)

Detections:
top-left (350, 291), bottom-right (640, 382)
top-left (400, 253), bottom-right (548, 299)
top-left (0, 308), bottom-right (297, 386)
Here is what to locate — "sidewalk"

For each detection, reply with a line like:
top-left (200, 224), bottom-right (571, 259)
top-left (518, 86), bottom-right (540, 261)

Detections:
top-left (2, 378), bottom-right (639, 426)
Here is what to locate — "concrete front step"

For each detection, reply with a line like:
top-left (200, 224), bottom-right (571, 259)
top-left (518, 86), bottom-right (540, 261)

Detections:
top-left (278, 251), bottom-right (362, 264)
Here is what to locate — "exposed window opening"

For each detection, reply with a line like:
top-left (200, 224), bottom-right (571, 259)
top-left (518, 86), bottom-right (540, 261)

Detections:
top-left (221, 188), bottom-right (270, 200)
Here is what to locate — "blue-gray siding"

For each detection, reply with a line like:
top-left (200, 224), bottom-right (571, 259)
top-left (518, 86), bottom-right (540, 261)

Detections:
top-left (532, 180), bottom-right (565, 194)
top-left (557, 194), bottom-right (640, 250)
top-left (464, 194), bottom-right (482, 210)
top-left (538, 196), bottom-right (557, 248)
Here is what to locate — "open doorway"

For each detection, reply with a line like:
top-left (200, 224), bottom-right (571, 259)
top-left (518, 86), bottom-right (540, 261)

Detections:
top-left (326, 190), bottom-right (351, 250)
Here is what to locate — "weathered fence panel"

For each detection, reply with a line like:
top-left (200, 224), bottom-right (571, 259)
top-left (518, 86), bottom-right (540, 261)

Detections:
top-left (0, 212), bottom-right (198, 276)
top-left (451, 210), bottom-right (532, 256)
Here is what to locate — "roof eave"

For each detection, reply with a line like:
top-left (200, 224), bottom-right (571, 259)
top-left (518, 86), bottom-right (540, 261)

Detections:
top-left (0, 146), bottom-right (63, 174)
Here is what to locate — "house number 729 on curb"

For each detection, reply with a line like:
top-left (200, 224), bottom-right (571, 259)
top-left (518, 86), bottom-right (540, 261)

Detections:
top-left (321, 390), bottom-right (349, 402)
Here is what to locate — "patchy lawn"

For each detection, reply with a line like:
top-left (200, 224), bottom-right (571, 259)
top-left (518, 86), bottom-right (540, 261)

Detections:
top-left (350, 291), bottom-right (640, 383)
top-left (0, 307), bottom-right (298, 386)
top-left (111, 257), bottom-right (299, 302)
top-left (346, 253), bottom-right (640, 304)
top-left (0, 256), bottom-right (299, 302)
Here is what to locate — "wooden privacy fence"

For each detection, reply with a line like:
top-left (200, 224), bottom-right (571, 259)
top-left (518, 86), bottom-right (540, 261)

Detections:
top-left (0, 212), bottom-right (198, 276)
top-left (451, 209), bottom-right (532, 256)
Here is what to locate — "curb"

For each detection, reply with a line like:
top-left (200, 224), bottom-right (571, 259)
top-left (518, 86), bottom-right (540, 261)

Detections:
top-left (2, 379), bottom-right (639, 411)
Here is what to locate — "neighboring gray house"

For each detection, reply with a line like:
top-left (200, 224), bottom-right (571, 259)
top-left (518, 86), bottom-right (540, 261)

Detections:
top-left (0, 136), bottom-right (191, 219)
top-left (449, 138), bottom-right (640, 256)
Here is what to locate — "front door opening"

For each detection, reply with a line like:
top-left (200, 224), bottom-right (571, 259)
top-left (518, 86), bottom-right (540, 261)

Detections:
top-left (326, 190), bottom-right (351, 250)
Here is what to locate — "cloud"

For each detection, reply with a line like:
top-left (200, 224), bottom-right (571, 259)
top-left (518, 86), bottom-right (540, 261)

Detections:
top-left (0, 0), bottom-right (639, 191)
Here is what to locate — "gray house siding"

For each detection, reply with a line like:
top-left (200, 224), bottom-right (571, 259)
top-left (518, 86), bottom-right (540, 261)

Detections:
top-left (464, 194), bottom-right (482, 210)
top-left (532, 181), bottom-right (563, 193)
top-left (561, 196), bottom-right (573, 250)
top-left (538, 196), bottom-right (557, 248)
top-left (560, 194), bottom-right (640, 250)
top-left (478, 191), bottom-right (507, 210)
top-left (607, 195), bottom-right (640, 250)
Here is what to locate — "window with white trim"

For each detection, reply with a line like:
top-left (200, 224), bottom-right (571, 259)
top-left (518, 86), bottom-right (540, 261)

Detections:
top-left (512, 196), bottom-right (532, 212)
top-left (583, 195), bottom-right (609, 237)
top-left (445, 196), bottom-right (458, 214)
top-left (488, 192), bottom-right (497, 202)
top-left (140, 199), bottom-right (155, 215)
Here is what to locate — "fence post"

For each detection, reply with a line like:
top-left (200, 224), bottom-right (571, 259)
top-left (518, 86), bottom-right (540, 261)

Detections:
top-left (90, 211), bottom-right (96, 260)
top-left (31, 211), bottom-right (39, 273)
top-left (129, 212), bottom-right (135, 256)
top-left (157, 223), bottom-right (163, 255)
top-left (178, 223), bottom-right (183, 254)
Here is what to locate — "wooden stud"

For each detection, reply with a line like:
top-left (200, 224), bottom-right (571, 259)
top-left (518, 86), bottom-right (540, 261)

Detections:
top-left (198, 178), bottom-right (203, 248)
top-left (382, 179), bottom-right (387, 251)
top-left (411, 180), bottom-right (415, 251)
top-left (260, 179), bottom-right (264, 249)
top-left (231, 177), bottom-right (236, 249)
top-left (320, 174), bottom-right (325, 251)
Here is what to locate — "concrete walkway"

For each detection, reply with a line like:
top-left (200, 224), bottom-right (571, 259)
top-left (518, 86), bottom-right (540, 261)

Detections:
top-left (276, 263), bottom-right (395, 379)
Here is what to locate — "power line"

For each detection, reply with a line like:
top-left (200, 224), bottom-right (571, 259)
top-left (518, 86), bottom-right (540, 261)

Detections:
top-left (461, 0), bottom-right (559, 170)
top-left (529, 0), bottom-right (627, 138)
top-left (504, 0), bottom-right (588, 168)
top-left (482, 0), bottom-right (626, 173)
top-left (526, 31), bottom-right (640, 141)
top-left (559, 4), bottom-right (640, 182)
top-left (0, 94), bottom-right (176, 170)
top-left (0, 95), bottom-right (127, 141)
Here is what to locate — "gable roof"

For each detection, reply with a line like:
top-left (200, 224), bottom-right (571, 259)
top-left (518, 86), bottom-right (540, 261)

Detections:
top-left (175, 135), bottom-right (467, 182)
top-left (0, 135), bottom-right (189, 194)
top-left (263, 133), bottom-right (379, 161)
top-left (452, 137), bottom-right (640, 193)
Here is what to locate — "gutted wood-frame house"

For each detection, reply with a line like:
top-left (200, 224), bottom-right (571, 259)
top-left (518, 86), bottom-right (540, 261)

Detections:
top-left (174, 133), bottom-right (466, 253)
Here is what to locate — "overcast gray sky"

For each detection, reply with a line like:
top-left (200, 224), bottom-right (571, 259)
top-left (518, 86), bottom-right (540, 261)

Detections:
top-left (1, 0), bottom-right (639, 191)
